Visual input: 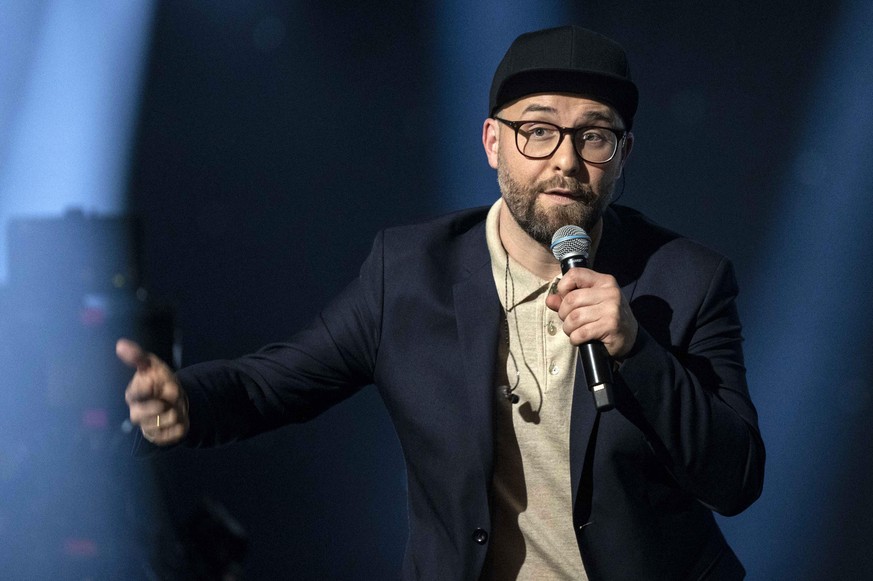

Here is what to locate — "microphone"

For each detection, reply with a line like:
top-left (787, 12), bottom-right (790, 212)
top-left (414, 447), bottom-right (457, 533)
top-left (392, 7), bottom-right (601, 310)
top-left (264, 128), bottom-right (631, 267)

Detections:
top-left (550, 226), bottom-right (615, 412)
top-left (501, 385), bottom-right (519, 404)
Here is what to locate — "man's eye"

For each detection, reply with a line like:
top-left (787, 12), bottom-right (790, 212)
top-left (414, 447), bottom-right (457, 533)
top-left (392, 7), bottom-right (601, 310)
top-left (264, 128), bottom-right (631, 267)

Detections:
top-left (581, 131), bottom-right (606, 142)
top-left (523, 125), bottom-right (557, 140)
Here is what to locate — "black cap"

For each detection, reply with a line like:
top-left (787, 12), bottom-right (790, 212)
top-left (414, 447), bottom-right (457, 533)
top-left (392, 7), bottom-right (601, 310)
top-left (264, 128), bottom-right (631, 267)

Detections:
top-left (489, 26), bottom-right (639, 129)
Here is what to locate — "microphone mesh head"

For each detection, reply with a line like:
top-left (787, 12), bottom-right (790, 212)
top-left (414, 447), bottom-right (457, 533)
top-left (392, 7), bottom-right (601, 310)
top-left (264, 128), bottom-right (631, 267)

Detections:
top-left (550, 225), bottom-right (591, 261)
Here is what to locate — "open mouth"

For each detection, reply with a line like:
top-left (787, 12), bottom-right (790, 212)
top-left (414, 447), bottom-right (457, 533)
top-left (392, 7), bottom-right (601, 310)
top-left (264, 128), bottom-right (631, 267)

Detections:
top-left (541, 189), bottom-right (579, 203)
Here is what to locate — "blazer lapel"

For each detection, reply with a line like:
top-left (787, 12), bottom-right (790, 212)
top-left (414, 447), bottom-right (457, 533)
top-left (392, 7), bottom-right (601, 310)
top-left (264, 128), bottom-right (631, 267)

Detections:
top-left (452, 222), bottom-right (502, 487)
top-left (595, 205), bottom-right (640, 299)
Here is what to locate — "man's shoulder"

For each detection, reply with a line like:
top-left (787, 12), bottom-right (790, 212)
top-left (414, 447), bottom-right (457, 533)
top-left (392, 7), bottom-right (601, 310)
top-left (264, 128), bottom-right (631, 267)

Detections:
top-left (369, 206), bottom-right (492, 280)
top-left (384, 206), bottom-right (490, 237)
top-left (608, 204), bottom-right (728, 263)
top-left (380, 206), bottom-right (490, 252)
top-left (603, 204), bottom-right (734, 291)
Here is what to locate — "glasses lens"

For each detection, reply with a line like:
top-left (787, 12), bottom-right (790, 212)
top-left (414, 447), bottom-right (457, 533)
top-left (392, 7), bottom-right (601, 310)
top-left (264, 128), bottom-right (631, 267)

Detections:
top-left (574, 128), bottom-right (618, 163)
top-left (515, 122), bottom-right (561, 158)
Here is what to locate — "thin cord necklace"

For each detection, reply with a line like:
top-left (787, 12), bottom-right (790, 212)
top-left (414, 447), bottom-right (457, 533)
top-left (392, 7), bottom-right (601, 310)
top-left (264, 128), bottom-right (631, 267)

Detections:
top-left (501, 252), bottom-right (544, 416)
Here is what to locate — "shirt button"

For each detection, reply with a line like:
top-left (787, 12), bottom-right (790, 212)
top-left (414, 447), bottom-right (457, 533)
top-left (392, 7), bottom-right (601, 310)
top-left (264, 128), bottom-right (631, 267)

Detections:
top-left (546, 320), bottom-right (558, 336)
top-left (549, 362), bottom-right (560, 376)
top-left (472, 528), bottom-right (488, 545)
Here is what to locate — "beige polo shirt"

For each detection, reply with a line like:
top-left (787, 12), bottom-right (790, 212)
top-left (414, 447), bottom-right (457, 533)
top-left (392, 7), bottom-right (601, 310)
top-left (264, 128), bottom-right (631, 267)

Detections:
top-left (480, 199), bottom-right (587, 579)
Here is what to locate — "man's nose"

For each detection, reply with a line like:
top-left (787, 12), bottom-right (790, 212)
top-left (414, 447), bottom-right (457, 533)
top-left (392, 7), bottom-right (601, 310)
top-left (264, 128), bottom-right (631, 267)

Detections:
top-left (551, 132), bottom-right (581, 175)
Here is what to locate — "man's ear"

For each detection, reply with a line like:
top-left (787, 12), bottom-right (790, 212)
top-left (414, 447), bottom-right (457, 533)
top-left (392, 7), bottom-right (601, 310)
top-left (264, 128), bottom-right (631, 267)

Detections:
top-left (618, 131), bottom-right (634, 176)
top-left (482, 118), bottom-right (500, 170)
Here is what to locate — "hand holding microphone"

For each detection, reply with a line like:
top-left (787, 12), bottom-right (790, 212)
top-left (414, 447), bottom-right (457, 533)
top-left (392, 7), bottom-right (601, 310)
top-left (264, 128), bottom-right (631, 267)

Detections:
top-left (546, 226), bottom-right (638, 411)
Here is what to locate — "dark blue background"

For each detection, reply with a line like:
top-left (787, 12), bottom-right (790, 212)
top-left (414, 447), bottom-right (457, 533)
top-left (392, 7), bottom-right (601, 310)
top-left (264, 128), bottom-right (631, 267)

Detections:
top-left (121, 1), bottom-right (873, 578)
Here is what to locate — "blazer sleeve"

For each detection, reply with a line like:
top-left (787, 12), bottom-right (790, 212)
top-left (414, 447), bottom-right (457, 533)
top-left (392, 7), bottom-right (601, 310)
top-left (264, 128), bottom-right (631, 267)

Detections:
top-left (616, 255), bottom-right (765, 516)
top-left (176, 231), bottom-right (386, 448)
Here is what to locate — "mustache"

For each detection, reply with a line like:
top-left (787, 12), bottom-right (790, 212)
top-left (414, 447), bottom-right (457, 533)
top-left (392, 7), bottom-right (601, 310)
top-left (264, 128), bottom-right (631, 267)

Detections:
top-left (537, 176), bottom-right (595, 199)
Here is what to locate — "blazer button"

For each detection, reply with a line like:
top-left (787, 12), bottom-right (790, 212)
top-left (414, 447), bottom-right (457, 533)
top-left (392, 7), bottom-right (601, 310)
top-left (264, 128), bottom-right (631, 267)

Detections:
top-left (472, 528), bottom-right (488, 545)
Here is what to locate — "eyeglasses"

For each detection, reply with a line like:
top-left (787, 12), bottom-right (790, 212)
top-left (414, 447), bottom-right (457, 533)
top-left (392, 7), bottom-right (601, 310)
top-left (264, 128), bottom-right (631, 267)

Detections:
top-left (494, 117), bottom-right (626, 164)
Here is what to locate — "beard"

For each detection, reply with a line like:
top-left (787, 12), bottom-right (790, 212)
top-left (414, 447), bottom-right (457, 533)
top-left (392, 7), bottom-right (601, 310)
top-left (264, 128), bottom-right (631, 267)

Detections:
top-left (497, 163), bottom-right (613, 246)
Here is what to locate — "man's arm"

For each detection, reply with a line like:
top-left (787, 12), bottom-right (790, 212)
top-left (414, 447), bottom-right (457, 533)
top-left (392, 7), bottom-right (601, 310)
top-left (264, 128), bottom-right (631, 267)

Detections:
top-left (118, 231), bottom-right (386, 448)
top-left (547, 256), bottom-right (765, 516)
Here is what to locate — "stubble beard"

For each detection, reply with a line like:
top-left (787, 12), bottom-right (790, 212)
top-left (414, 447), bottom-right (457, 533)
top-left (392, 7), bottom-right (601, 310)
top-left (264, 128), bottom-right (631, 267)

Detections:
top-left (497, 162), bottom-right (612, 246)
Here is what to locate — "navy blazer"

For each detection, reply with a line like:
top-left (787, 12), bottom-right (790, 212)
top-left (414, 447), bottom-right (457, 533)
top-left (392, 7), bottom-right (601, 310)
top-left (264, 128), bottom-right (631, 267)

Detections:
top-left (177, 204), bottom-right (765, 580)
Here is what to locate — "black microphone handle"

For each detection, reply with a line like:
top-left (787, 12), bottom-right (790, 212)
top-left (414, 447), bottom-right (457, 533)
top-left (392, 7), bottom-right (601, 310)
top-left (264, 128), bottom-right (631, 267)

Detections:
top-left (579, 341), bottom-right (615, 412)
top-left (560, 255), bottom-right (588, 271)
top-left (559, 254), bottom-right (615, 412)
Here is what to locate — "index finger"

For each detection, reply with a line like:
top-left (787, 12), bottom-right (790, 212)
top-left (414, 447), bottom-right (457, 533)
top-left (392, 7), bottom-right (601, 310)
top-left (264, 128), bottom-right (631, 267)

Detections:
top-left (116, 338), bottom-right (151, 372)
top-left (554, 267), bottom-right (598, 296)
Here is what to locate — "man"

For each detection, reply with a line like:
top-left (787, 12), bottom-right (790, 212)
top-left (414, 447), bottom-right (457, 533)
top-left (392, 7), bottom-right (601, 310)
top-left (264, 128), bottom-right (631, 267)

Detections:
top-left (119, 26), bottom-right (765, 579)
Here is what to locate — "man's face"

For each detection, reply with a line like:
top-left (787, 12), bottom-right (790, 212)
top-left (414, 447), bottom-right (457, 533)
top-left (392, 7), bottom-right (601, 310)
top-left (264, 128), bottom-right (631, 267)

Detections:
top-left (484, 93), bottom-right (632, 246)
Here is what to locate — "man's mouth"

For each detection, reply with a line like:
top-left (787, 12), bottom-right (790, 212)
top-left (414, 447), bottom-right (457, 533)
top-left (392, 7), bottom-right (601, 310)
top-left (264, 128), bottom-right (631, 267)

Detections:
top-left (541, 188), bottom-right (580, 203)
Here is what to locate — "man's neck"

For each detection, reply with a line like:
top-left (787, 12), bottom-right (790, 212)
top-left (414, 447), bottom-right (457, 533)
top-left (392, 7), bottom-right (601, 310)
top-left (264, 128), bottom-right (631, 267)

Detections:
top-left (497, 202), bottom-right (603, 280)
